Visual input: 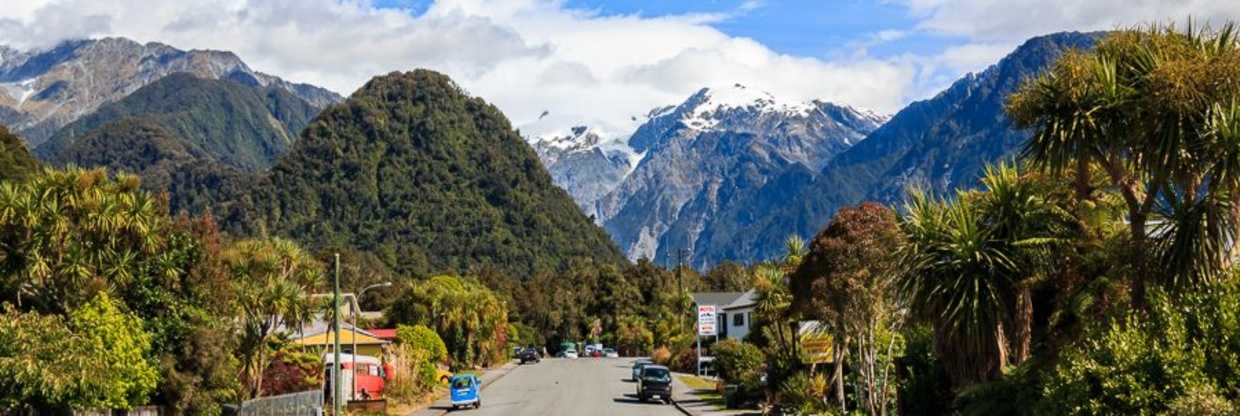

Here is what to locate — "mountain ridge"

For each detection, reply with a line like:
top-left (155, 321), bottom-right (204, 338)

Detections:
top-left (0, 37), bottom-right (341, 147)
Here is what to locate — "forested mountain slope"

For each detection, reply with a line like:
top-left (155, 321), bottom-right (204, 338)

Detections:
top-left (240, 70), bottom-right (627, 277)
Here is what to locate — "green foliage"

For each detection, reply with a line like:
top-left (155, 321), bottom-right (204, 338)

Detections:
top-left (396, 324), bottom-right (448, 364)
top-left (244, 69), bottom-right (625, 279)
top-left (613, 315), bottom-right (654, 357)
top-left (387, 275), bottom-right (510, 368)
top-left (0, 126), bottom-right (37, 182)
top-left (224, 238), bottom-right (323, 399)
top-left (0, 167), bottom-right (240, 413)
top-left (702, 261), bottom-right (752, 292)
top-left (712, 339), bottom-right (766, 399)
top-left (40, 73), bottom-right (318, 172)
top-left (0, 293), bottom-right (157, 412)
top-left (778, 372), bottom-right (831, 415)
top-left (1041, 283), bottom-right (1240, 415)
top-left (0, 167), bottom-right (170, 312)
top-left (1009, 22), bottom-right (1240, 287)
top-left (790, 202), bottom-right (905, 414)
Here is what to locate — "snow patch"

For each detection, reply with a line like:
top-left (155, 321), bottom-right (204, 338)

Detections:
top-left (679, 84), bottom-right (817, 130)
top-left (1, 78), bottom-right (38, 108)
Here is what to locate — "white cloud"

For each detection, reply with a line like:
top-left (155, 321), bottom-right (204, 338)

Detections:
top-left (4, 0), bottom-right (1237, 138)
top-left (904, 0), bottom-right (1240, 42)
top-left (0, 0), bottom-right (913, 138)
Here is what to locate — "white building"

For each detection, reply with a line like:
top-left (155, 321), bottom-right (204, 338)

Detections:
top-left (692, 289), bottom-right (759, 341)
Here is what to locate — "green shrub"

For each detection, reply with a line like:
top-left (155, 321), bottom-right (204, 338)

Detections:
top-left (779, 371), bottom-right (830, 415)
top-left (396, 324), bottom-right (448, 364)
top-left (1041, 284), bottom-right (1240, 414)
top-left (712, 339), bottom-right (765, 401)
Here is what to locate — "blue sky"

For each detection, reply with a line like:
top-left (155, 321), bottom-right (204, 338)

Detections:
top-left (562, 0), bottom-right (945, 59)
top-left (5, 0), bottom-right (1236, 136)
top-left (379, 0), bottom-right (962, 61)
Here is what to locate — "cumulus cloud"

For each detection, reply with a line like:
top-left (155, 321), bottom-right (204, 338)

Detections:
top-left (0, 0), bottom-right (915, 137)
top-left (905, 0), bottom-right (1240, 42)
top-left (2, 0), bottom-right (1238, 138)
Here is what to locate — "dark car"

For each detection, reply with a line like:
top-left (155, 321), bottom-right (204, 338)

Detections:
top-left (630, 359), bottom-right (653, 381)
top-left (518, 347), bottom-right (541, 364)
top-left (637, 365), bottom-right (673, 404)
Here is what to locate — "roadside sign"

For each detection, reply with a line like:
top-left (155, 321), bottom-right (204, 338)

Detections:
top-left (697, 305), bottom-right (717, 336)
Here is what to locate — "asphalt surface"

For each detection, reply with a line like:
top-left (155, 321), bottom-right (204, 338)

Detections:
top-left (426, 357), bottom-right (683, 416)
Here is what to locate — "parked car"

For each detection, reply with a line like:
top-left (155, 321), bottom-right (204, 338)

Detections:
top-left (583, 345), bottom-right (598, 357)
top-left (449, 374), bottom-right (482, 410)
top-left (637, 365), bottom-right (673, 404)
top-left (630, 359), bottom-right (653, 381)
top-left (603, 348), bottom-right (619, 358)
top-left (519, 347), bottom-right (541, 364)
top-left (561, 349), bottom-right (579, 359)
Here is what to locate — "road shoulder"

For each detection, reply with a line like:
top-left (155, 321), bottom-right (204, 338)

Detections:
top-left (407, 361), bottom-right (519, 416)
top-left (671, 373), bottom-right (760, 416)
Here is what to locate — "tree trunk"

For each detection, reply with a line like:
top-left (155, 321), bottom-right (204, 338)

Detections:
top-left (832, 335), bottom-right (847, 414)
top-left (1011, 286), bottom-right (1033, 364)
top-left (1129, 208), bottom-right (1149, 310)
top-left (1075, 156), bottom-right (1091, 201)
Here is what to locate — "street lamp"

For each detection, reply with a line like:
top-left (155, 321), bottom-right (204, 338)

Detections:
top-left (351, 281), bottom-right (393, 400)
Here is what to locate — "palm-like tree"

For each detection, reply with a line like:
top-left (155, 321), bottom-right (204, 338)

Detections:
top-left (974, 164), bottom-right (1076, 362)
top-left (1008, 22), bottom-right (1240, 292)
top-left (900, 189), bottom-right (1014, 386)
top-left (899, 164), bottom-right (1076, 386)
top-left (226, 238), bottom-right (321, 399)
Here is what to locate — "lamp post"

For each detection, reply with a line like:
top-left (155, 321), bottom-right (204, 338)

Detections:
top-left (351, 281), bottom-right (392, 400)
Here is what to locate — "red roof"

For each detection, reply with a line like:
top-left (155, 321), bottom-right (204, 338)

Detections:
top-left (368, 328), bottom-right (397, 340)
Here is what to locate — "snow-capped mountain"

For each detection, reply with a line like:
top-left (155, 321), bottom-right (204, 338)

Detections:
top-left (630, 84), bottom-right (887, 171)
top-left (0, 37), bottom-right (341, 147)
top-left (590, 84), bottom-right (887, 265)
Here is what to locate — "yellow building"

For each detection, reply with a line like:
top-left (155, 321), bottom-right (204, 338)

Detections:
top-left (286, 318), bottom-right (391, 358)
top-left (291, 328), bottom-right (389, 358)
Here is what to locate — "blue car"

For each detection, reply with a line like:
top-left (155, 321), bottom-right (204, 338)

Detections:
top-left (449, 374), bottom-right (482, 410)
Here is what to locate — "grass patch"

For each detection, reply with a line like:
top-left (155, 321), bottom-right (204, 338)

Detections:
top-left (677, 374), bottom-right (718, 390)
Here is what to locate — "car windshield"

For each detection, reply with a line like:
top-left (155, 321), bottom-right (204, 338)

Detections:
top-left (643, 368), bottom-right (671, 380)
top-left (452, 378), bottom-right (473, 389)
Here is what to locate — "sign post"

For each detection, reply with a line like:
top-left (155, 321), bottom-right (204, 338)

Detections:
top-left (696, 305), bottom-right (716, 376)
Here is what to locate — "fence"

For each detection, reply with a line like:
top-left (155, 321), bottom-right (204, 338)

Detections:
top-left (237, 390), bottom-right (323, 416)
top-left (74, 406), bottom-right (163, 416)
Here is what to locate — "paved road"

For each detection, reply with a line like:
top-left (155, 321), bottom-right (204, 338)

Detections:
top-left (425, 358), bottom-right (683, 416)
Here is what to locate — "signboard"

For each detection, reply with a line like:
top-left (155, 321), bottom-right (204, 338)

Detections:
top-left (697, 305), bottom-right (717, 336)
top-left (799, 321), bottom-right (834, 364)
top-left (800, 336), bottom-right (834, 364)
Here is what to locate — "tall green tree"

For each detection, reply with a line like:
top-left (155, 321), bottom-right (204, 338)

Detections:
top-left (791, 203), bottom-right (906, 415)
top-left (0, 293), bottom-right (157, 412)
top-left (0, 167), bottom-right (240, 413)
top-left (387, 275), bottom-right (510, 368)
top-left (1008, 22), bottom-right (1240, 292)
top-left (224, 238), bottom-right (322, 399)
top-left (898, 164), bottom-right (1076, 388)
top-left (750, 236), bottom-right (806, 406)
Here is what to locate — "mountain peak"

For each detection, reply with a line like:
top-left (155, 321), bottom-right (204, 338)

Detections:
top-left (0, 37), bottom-right (343, 147)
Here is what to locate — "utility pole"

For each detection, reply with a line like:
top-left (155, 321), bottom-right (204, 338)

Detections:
top-left (332, 254), bottom-right (342, 415)
top-left (676, 248), bottom-right (687, 294)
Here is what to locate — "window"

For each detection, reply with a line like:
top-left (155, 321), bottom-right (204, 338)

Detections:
top-left (733, 312), bottom-right (745, 327)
